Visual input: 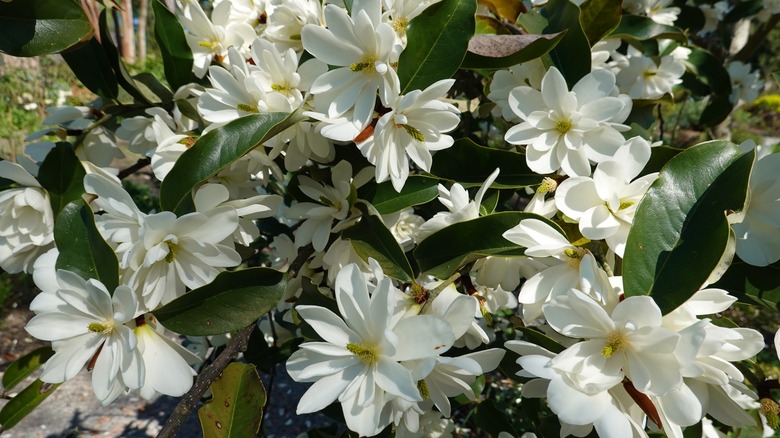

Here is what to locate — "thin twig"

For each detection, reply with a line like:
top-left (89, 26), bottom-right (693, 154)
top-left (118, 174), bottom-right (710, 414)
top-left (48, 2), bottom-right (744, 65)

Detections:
top-left (117, 157), bottom-right (151, 179)
top-left (157, 324), bottom-right (255, 438)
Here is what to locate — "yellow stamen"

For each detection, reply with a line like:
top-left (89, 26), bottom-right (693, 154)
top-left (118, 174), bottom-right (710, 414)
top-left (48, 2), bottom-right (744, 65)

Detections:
top-left (402, 125), bottom-right (425, 142)
top-left (601, 332), bottom-right (626, 358)
top-left (618, 201), bottom-right (634, 210)
top-left (556, 119), bottom-right (572, 134)
top-left (198, 40), bottom-right (220, 50)
top-left (237, 103), bottom-right (259, 113)
top-left (417, 380), bottom-right (430, 399)
top-left (392, 18), bottom-right (409, 35)
top-left (350, 57), bottom-right (377, 73)
top-left (346, 343), bottom-right (379, 365)
top-left (88, 321), bottom-right (113, 334)
top-left (165, 241), bottom-right (178, 263)
top-left (537, 177), bottom-right (558, 194)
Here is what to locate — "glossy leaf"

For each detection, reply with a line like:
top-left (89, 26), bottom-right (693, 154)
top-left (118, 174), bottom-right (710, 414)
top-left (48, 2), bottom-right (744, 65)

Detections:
top-left (542, 0), bottom-right (591, 88)
top-left (0, 380), bottom-right (60, 431)
top-left (460, 32), bottom-right (565, 70)
top-left (365, 175), bottom-right (439, 214)
top-left (517, 327), bottom-right (565, 354)
top-left (61, 37), bottom-right (119, 101)
top-left (414, 212), bottom-right (561, 278)
top-left (198, 363), bottom-right (265, 438)
top-left (641, 145), bottom-right (683, 177)
top-left (1, 347), bottom-right (54, 394)
top-left (428, 138), bottom-right (542, 188)
top-left (160, 112), bottom-right (294, 215)
top-left (682, 47), bottom-right (733, 127)
top-left (153, 268), bottom-right (286, 336)
top-left (342, 203), bottom-right (414, 282)
top-left (0, 0), bottom-right (92, 57)
top-left (54, 201), bottom-right (120, 292)
top-left (713, 260), bottom-right (780, 310)
top-left (478, 0), bottom-right (522, 22)
top-left (397, 0), bottom-right (477, 93)
top-left (36, 143), bottom-right (86, 217)
top-left (153, 0), bottom-right (194, 90)
top-left (98, 10), bottom-right (152, 105)
top-left (579, 0), bottom-right (622, 45)
top-left (609, 14), bottom-right (687, 43)
top-left (623, 141), bottom-right (754, 314)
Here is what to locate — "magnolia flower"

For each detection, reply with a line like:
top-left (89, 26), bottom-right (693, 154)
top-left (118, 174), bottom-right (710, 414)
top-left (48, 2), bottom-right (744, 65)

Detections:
top-left (286, 264), bottom-right (455, 436)
top-left (0, 161), bottom-right (54, 273)
top-left (505, 67), bottom-right (632, 177)
top-left (115, 107), bottom-right (177, 156)
top-left (301, 0), bottom-right (401, 127)
top-left (382, 0), bottom-right (443, 40)
top-left (264, 0), bottom-right (323, 52)
top-left (25, 270), bottom-right (143, 405)
top-left (615, 53), bottom-right (685, 99)
top-left (728, 61), bottom-right (762, 106)
top-left (623, 0), bottom-right (680, 25)
top-left (383, 207), bottom-right (425, 252)
top-left (357, 79), bottom-right (460, 192)
top-left (488, 60), bottom-right (546, 122)
top-left (555, 137), bottom-right (658, 257)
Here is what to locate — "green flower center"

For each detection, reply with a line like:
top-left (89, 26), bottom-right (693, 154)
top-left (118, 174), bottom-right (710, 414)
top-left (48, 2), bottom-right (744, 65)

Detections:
top-left (88, 321), bottom-right (114, 334)
top-left (165, 240), bottom-right (178, 263)
top-left (556, 119), bottom-right (573, 134)
top-left (402, 124), bottom-right (425, 142)
top-left (237, 103), bottom-right (260, 113)
top-left (601, 332), bottom-right (626, 358)
top-left (347, 342), bottom-right (380, 365)
top-left (417, 380), bottom-right (430, 399)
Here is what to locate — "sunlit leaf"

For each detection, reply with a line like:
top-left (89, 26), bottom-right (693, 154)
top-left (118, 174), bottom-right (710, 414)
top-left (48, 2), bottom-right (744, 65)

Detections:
top-left (0, 0), bottom-right (92, 57)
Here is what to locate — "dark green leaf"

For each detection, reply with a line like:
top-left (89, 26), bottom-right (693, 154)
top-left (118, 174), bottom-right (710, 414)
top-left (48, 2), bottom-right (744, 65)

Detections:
top-left (472, 398), bottom-right (518, 437)
top-left (61, 37), bottom-right (119, 101)
top-left (397, 0), bottom-right (477, 93)
top-left (681, 47), bottom-right (733, 127)
top-left (542, 0), bottom-right (591, 87)
top-left (640, 145), bottom-right (683, 176)
top-left (517, 327), bottom-right (566, 354)
top-left (609, 14), bottom-right (687, 43)
top-left (713, 260), bottom-right (780, 311)
top-left (54, 201), bottom-right (119, 292)
top-left (0, 0), bottom-right (92, 57)
top-left (342, 202), bottom-right (415, 282)
top-left (1, 347), bottom-right (54, 394)
top-left (98, 10), bottom-right (152, 105)
top-left (516, 9), bottom-right (548, 34)
top-left (460, 32), bottom-right (565, 70)
top-left (365, 175), bottom-right (439, 214)
top-left (724, 0), bottom-right (763, 23)
top-left (37, 143), bottom-right (86, 217)
top-left (159, 112), bottom-right (294, 215)
top-left (773, 71), bottom-right (780, 88)
top-left (623, 141), bottom-right (754, 314)
top-left (699, 94), bottom-right (734, 127)
top-left (414, 212), bottom-right (562, 278)
top-left (0, 380), bottom-right (60, 431)
top-left (579, 0), bottom-right (622, 45)
top-left (198, 363), bottom-right (265, 438)
top-left (153, 268), bottom-right (286, 336)
top-left (134, 72), bottom-right (175, 103)
top-left (245, 328), bottom-right (303, 372)
top-left (429, 138), bottom-right (543, 188)
top-left (153, 0), bottom-right (194, 90)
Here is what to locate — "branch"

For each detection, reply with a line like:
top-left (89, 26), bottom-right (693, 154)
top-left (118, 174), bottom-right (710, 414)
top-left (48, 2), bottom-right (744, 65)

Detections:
top-left (157, 323), bottom-right (255, 438)
top-left (117, 157), bottom-right (151, 179)
top-left (733, 14), bottom-right (780, 62)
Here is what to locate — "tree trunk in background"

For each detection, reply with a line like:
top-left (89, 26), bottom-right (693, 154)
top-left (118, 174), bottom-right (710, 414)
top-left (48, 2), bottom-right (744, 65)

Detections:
top-left (138, 0), bottom-right (148, 61)
top-left (120, 0), bottom-right (136, 64)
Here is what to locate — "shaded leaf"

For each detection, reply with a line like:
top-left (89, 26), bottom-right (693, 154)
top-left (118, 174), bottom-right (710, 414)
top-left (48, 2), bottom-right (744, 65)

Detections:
top-left (365, 175), bottom-right (439, 214)
top-left (429, 138), bottom-right (542, 188)
top-left (623, 141), bottom-right (754, 314)
top-left (98, 10), bottom-right (152, 105)
top-left (460, 32), bottom-right (565, 70)
top-left (0, 0), bottom-right (92, 57)
top-left (37, 143), bottom-right (86, 217)
top-left (713, 260), bottom-right (780, 311)
top-left (414, 212), bottom-right (561, 278)
top-left (153, 0), bottom-right (194, 90)
top-left (198, 363), bottom-right (265, 438)
top-left (0, 380), bottom-right (60, 431)
top-left (61, 37), bottom-right (119, 101)
top-left (397, 0), bottom-right (477, 93)
top-left (160, 112), bottom-right (294, 215)
top-left (342, 202), bottom-right (414, 282)
top-left (54, 201), bottom-right (120, 292)
top-left (1, 347), bottom-right (54, 394)
top-left (542, 0), bottom-right (591, 87)
top-left (640, 145), bottom-right (683, 177)
top-left (609, 14), bottom-right (687, 43)
top-left (153, 268), bottom-right (286, 336)
top-left (478, 0), bottom-right (523, 23)
top-left (579, 0), bottom-right (622, 45)
top-left (517, 327), bottom-right (565, 354)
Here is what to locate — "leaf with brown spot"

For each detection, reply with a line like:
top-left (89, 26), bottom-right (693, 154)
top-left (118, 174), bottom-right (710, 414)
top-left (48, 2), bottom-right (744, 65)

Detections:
top-left (460, 32), bottom-right (565, 70)
top-left (198, 363), bottom-right (266, 438)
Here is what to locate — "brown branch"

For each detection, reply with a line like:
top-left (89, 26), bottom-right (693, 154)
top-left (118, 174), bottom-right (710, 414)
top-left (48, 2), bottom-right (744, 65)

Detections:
top-left (117, 158), bottom-right (151, 180)
top-left (157, 323), bottom-right (255, 438)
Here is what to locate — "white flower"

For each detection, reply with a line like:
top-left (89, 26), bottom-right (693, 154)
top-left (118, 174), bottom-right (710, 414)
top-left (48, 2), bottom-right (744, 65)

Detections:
top-left (623, 0), bottom-right (680, 25)
top-left (115, 107), bottom-right (177, 156)
top-left (488, 59), bottom-right (545, 122)
top-left (357, 79), bottom-right (460, 192)
top-left (0, 161), bottom-right (54, 273)
top-left (25, 270), bottom-right (143, 405)
top-left (382, 207), bottom-right (425, 252)
top-left (264, 0), bottom-right (323, 52)
top-left (382, 0), bottom-right (443, 41)
top-left (728, 61), bottom-right (762, 106)
top-left (286, 264), bottom-right (455, 436)
top-left (505, 67), bottom-right (632, 177)
top-left (555, 137), bottom-right (658, 257)
top-left (615, 53), bottom-right (685, 99)
top-left (699, 1), bottom-right (728, 33)
top-left (301, 0), bottom-right (401, 127)
top-left (730, 152), bottom-right (780, 266)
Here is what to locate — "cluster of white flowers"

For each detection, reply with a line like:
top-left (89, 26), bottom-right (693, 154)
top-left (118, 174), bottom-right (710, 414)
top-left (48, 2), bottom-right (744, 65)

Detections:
top-left (3, 0), bottom-right (780, 436)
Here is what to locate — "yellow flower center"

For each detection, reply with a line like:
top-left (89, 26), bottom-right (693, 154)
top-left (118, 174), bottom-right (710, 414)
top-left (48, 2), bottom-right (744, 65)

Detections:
top-left (350, 57), bottom-right (377, 73)
top-left (165, 240), bottom-right (178, 263)
top-left (618, 201), bottom-right (634, 210)
top-left (601, 331), bottom-right (627, 358)
top-left (88, 321), bottom-right (114, 334)
top-left (402, 124), bottom-right (425, 142)
top-left (417, 380), bottom-right (430, 399)
top-left (537, 177), bottom-right (558, 194)
top-left (392, 18), bottom-right (409, 35)
top-left (198, 40), bottom-right (220, 51)
top-left (237, 103), bottom-right (260, 113)
top-left (347, 342), bottom-right (380, 365)
top-left (556, 119), bottom-right (573, 134)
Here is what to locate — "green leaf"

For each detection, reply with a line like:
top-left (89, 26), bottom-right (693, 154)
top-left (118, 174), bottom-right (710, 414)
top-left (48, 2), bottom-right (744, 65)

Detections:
top-left (364, 175), bottom-right (439, 214)
top-left (517, 327), bottom-right (566, 354)
top-left (579, 0), bottom-right (622, 45)
top-left (61, 37), bottom-right (119, 101)
top-left (54, 201), bottom-right (119, 292)
top-left (198, 363), bottom-right (265, 438)
top-left (0, 0), bottom-right (92, 57)
top-left (397, 0), bottom-right (477, 93)
top-left (414, 212), bottom-right (562, 278)
top-left (429, 138), bottom-right (543, 188)
top-left (713, 260), bottom-right (780, 310)
top-left (153, 268), bottom-right (286, 336)
top-left (460, 32), bottom-right (565, 70)
top-left (542, 0), bottom-right (591, 87)
top-left (98, 10), bottom-right (152, 105)
top-left (36, 142), bottom-right (86, 217)
top-left (153, 0), bottom-right (194, 90)
top-left (641, 145), bottom-right (683, 176)
top-left (342, 202), bottom-right (415, 282)
top-left (0, 380), bottom-right (60, 431)
top-left (134, 72), bottom-right (175, 103)
top-left (472, 399), bottom-right (518, 437)
top-left (623, 141), bottom-right (754, 314)
top-left (159, 112), bottom-right (294, 215)
top-left (1, 347), bottom-right (54, 394)
top-left (608, 14), bottom-right (687, 43)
